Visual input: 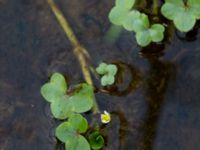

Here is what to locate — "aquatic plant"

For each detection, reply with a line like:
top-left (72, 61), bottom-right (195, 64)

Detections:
top-left (109, 0), bottom-right (165, 47)
top-left (109, 0), bottom-right (200, 46)
top-left (88, 131), bottom-right (105, 150)
top-left (161, 0), bottom-right (200, 32)
top-left (56, 114), bottom-right (90, 150)
top-left (96, 63), bottom-right (118, 86)
top-left (41, 73), bottom-right (93, 119)
top-left (41, 73), bottom-right (105, 150)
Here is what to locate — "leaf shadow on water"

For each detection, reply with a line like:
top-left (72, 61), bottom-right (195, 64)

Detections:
top-left (135, 48), bottom-right (176, 150)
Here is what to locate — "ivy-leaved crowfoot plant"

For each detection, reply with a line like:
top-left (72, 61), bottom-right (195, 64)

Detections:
top-left (96, 63), bottom-right (118, 86)
top-left (56, 113), bottom-right (90, 150)
top-left (161, 0), bottom-right (200, 32)
top-left (109, 0), bottom-right (165, 47)
top-left (41, 73), bottom-right (94, 119)
top-left (40, 73), bottom-right (105, 150)
top-left (88, 131), bottom-right (105, 150)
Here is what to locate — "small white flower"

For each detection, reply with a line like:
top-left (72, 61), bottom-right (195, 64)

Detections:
top-left (101, 110), bottom-right (111, 124)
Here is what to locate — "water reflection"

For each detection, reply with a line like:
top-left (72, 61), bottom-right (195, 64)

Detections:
top-left (137, 53), bottom-right (175, 150)
top-left (96, 49), bottom-right (175, 150)
top-left (111, 111), bottom-right (130, 150)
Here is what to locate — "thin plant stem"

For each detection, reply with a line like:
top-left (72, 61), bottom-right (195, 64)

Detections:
top-left (47, 0), bottom-right (99, 113)
top-left (153, 0), bottom-right (159, 15)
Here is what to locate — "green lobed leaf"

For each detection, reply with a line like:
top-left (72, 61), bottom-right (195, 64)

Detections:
top-left (188, 0), bottom-right (200, 5)
top-left (106, 64), bottom-right (118, 76)
top-left (165, 0), bottom-right (183, 5)
top-left (68, 84), bottom-right (94, 113)
top-left (174, 11), bottom-right (196, 32)
top-left (56, 122), bottom-right (90, 150)
top-left (161, 2), bottom-right (181, 20)
top-left (108, 6), bottom-right (129, 26)
top-left (116, 0), bottom-right (135, 9)
top-left (50, 73), bottom-right (67, 90)
top-left (188, 0), bottom-right (200, 19)
top-left (88, 131), bottom-right (104, 150)
top-left (50, 83), bottom-right (93, 119)
top-left (123, 10), bottom-right (140, 31)
top-left (149, 24), bottom-right (165, 42)
top-left (101, 75), bottom-right (115, 86)
top-left (136, 30), bottom-right (151, 47)
top-left (55, 122), bottom-right (76, 143)
top-left (96, 63), bottom-right (117, 86)
top-left (50, 95), bottom-right (73, 119)
top-left (68, 114), bottom-right (88, 133)
top-left (65, 134), bottom-right (78, 150)
top-left (161, 0), bottom-right (200, 32)
top-left (40, 73), bottom-right (67, 103)
top-left (65, 135), bottom-right (90, 150)
top-left (96, 63), bottom-right (108, 75)
top-left (132, 13), bottom-right (150, 32)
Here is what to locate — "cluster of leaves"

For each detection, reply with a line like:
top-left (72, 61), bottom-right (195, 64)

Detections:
top-left (96, 63), bottom-right (118, 86)
top-left (56, 114), bottom-right (104, 150)
top-left (109, 0), bottom-right (165, 47)
top-left (56, 114), bottom-right (90, 149)
top-left (41, 73), bottom-right (93, 119)
top-left (40, 73), bottom-right (104, 150)
top-left (161, 0), bottom-right (200, 32)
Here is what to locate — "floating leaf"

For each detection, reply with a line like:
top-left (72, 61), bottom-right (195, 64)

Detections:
top-left (65, 134), bottom-right (78, 150)
top-left (136, 30), bottom-right (151, 47)
top-left (55, 122), bottom-right (76, 143)
top-left (116, 0), bottom-right (135, 9)
top-left (108, 0), bottom-right (165, 46)
top-left (65, 135), bottom-right (90, 150)
top-left (69, 84), bottom-right (94, 113)
top-left (56, 121), bottom-right (90, 150)
top-left (123, 10), bottom-right (140, 31)
top-left (188, 0), bottom-right (200, 19)
top-left (96, 63), bottom-right (108, 75)
top-left (50, 84), bottom-right (94, 119)
top-left (41, 73), bottom-right (94, 119)
top-left (68, 114), bottom-right (88, 133)
top-left (109, 6), bottom-right (129, 26)
top-left (96, 63), bottom-right (118, 86)
top-left (101, 75), bottom-right (115, 86)
top-left (41, 73), bottom-right (67, 103)
top-left (174, 11), bottom-right (196, 32)
top-left (131, 13), bottom-right (149, 32)
top-left (149, 24), bottom-right (165, 42)
top-left (136, 23), bottom-right (165, 47)
top-left (161, 0), bottom-right (200, 32)
top-left (88, 131), bottom-right (104, 150)
top-left (50, 95), bottom-right (73, 119)
top-left (106, 64), bottom-right (118, 76)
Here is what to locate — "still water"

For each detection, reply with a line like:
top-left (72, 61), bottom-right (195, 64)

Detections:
top-left (0, 0), bottom-right (200, 150)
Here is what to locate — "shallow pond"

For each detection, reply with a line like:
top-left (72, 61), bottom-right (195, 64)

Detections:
top-left (0, 0), bottom-right (200, 150)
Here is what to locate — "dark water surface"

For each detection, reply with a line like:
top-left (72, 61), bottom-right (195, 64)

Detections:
top-left (0, 0), bottom-right (200, 150)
